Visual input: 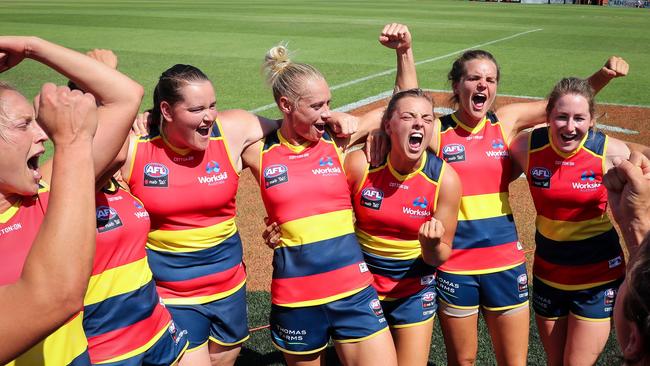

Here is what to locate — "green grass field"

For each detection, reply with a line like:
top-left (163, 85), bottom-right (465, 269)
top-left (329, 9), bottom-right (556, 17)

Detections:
top-left (0, 0), bottom-right (647, 364)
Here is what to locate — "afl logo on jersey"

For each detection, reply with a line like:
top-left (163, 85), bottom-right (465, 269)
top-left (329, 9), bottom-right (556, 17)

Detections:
top-left (517, 273), bottom-right (528, 292)
top-left (442, 143), bottom-right (465, 163)
top-left (604, 288), bottom-right (616, 305)
top-left (144, 163), bottom-right (169, 187)
top-left (360, 187), bottom-right (384, 210)
top-left (530, 167), bottom-right (551, 189)
top-left (264, 164), bottom-right (289, 188)
top-left (421, 291), bottom-right (436, 309)
top-left (96, 206), bottom-right (123, 233)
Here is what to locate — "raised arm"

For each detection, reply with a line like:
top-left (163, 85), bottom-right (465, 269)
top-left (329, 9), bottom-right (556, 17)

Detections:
top-left (498, 56), bottom-right (629, 142)
top-left (379, 23), bottom-right (418, 91)
top-left (0, 37), bottom-right (143, 182)
top-left (420, 164), bottom-right (461, 267)
top-left (0, 84), bottom-right (97, 363)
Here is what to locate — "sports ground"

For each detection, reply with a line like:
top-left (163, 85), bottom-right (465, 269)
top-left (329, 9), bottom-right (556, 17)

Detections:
top-left (1, 0), bottom-right (648, 364)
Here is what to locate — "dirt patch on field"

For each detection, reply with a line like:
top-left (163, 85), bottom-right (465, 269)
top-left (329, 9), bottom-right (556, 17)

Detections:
top-left (239, 92), bottom-right (650, 291)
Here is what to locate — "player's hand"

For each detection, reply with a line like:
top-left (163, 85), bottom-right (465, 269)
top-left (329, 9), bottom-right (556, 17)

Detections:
top-left (379, 23), bottom-right (412, 52)
top-left (600, 56), bottom-right (629, 79)
top-left (325, 112), bottom-right (359, 138)
top-left (132, 111), bottom-right (151, 136)
top-left (418, 218), bottom-right (445, 249)
top-left (365, 129), bottom-right (388, 166)
top-left (36, 83), bottom-right (98, 146)
top-left (0, 36), bottom-right (35, 72)
top-left (604, 151), bottom-right (650, 227)
top-left (262, 218), bottom-right (281, 249)
top-left (86, 49), bottom-right (118, 69)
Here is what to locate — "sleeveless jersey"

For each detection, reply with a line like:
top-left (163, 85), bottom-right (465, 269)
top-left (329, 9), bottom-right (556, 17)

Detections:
top-left (526, 127), bottom-right (624, 290)
top-left (436, 112), bottom-right (524, 274)
top-left (260, 131), bottom-right (373, 307)
top-left (353, 150), bottom-right (445, 300)
top-left (127, 120), bottom-right (245, 305)
top-left (83, 181), bottom-right (177, 364)
top-left (0, 187), bottom-right (90, 366)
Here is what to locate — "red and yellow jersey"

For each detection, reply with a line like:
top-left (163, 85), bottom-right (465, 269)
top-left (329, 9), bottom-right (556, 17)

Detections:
top-left (0, 186), bottom-right (90, 366)
top-left (82, 181), bottom-right (176, 364)
top-left (436, 112), bottom-right (524, 274)
top-left (353, 150), bottom-right (445, 300)
top-left (127, 120), bottom-right (245, 305)
top-left (526, 127), bottom-right (624, 290)
top-left (260, 131), bottom-right (372, 307)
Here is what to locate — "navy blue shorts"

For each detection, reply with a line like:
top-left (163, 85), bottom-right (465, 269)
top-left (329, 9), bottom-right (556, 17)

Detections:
top-left (436, 263), bottom-right (529, 311)
top-left (532, 276), bottom-right (622, 321)
top-left (166, 284), bottom-right (249, 350)
top-left (270, 286), bottom-right (389, 355)
top-left (381, 285), bottom-right (437, 328)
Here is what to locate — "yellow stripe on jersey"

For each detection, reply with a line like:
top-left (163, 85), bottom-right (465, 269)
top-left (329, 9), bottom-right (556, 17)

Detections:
top-left (281, 286), bottom-right (367, 308)
top-left (536, 215), bottom-right (613, 242)
top-left (147, 217), bottom-right (237, 252)
top-left (277, 209), bottom-right (355, 248)
top-left (458, 192), bottom-right (512, 221)
top-left (43, 312), bottom-right (88, 366)
top-left (356, 229), bottom-right (421, 260)
top-left (442, 262), bottom-right (521, 276)
top-left (84, 257), bottom-right (153, 306)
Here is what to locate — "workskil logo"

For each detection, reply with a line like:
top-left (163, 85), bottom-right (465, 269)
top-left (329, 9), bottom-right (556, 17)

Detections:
top-left (198, 160), bottom-right (228, 185)
top-left (403, 196), bottom-right (429, 217)
top-left (312, 156), bottom-right (341, 176)
top-left (572, 170), bottom-right (600, 191)
top-left (360, 187), bottom-right (384, 210)
top-left (485, 138), bottom-right (508, 158)
top-left (442, 143), bottom-right (465, 163)
top-left (144, 163), bottom-right (169, 187)
top-left (264, 164), bottom-right (289, 188)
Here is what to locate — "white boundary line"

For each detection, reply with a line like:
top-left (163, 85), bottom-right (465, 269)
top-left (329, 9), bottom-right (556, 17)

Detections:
top-left (250, 29), bottom-right (543, 114)
top-left (335, 88), bottom-right (642, 135)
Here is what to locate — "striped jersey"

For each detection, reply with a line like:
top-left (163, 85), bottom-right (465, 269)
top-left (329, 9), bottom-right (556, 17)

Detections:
top-left (0, 187), bottom-right (90, 366)
top-left (83, 181), bottom-right (181, 364)
top-left (259, 131), bottom-right (373, 307)
top-left (353, 150), bottom-right (445, 300)
top-left (127, 120), bottom-right (246, 305)
top-left (526, 127), bottom-right (624, 290)
top-left (436, 112), bottom-right (524, 274)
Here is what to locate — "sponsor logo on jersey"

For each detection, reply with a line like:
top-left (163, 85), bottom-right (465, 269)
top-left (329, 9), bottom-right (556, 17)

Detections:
top-left (608, 256), bottom-right (623, 269)
top-left (133, 200), bottom-right (143, 209)
top-left (530, 166), bottom-right (551, 188)
top-left (604, 288), bottom-right (616, 305)
top-left (485, 138), bottom-right (509, 158)
top-left (198, 160), bottom-right (228, 185)
top-left (359, 262), bottom-right (369, 273)
top-left (360, 187), bottom-right (384, 210)
top-left (403, 196), bottom-right (429, 217)
top-left (132, 200), bottom-right (149, 219)
top-left (96, 205), bottom-right (123, 232)
top-left (312, 156), bottom-right (341, 176)
top-left (572, 170), bottom-right (601, 191)
top-left (369, 298), bottom-right (384, 317)
top-left (442, 143), bottom-right (465, 163)
top-left (144, 163), bottom-right (169, 187)
top-left (264, 164), bottom-right (289, 188)
top-left (421, 274), bottom-right (436, 286)
top-left (0, 223), bottom-right (23, 237)
top-left (421, 291), bottom-right (436, 309)
top-left (517, 273), bottom-right (528, 292)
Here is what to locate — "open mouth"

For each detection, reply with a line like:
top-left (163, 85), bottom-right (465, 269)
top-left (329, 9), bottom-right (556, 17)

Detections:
top-left (560, 133), bottom-right (577, 143)
top-left (408, 132), bottom-right (424, 150)
top-left (314, 122), bottom-right (325, 133)
top-left (472, 93), bottom-right (487, 109)
top-left (27, 152), bottom-right (42, 180)
top-left (196, 122), bottom-right (213, 136)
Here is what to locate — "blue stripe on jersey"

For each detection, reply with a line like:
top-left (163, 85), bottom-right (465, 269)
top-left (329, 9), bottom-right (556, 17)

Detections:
top-left (147, 232), bottom-right (243, 282)
top-left (272, 233), bottom-right (365, 279)
top-left (453, 215), bottom-right (518, 250)
top-left (363, 252), bottom-right (435, 279)
top-left (535, 229), bottom-right (622, 266)
top-left (83, 280), bottom-right (158, 338)
top-left (68, 349), bottom-right (91, 366)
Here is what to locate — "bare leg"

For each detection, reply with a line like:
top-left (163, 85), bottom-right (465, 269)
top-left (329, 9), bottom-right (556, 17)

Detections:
top-left (439, 311), bottom-right (479, 366)
top-left (179, 343), bottom-right (211, 366)
top-left (535, 315), bottom-right (567, 366)
top-left (563, 314), bottom-right (611, 366)
top-left (335, 329), bottom-right (397, 366)
top-left (391, 319), bottom-right (435, 366)
top-left (283, 351), bottom-right (325, 366)
top-left (208, 341), bottom-right (242, 366)
top-left (483, 306), bottom-right (529, 366)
